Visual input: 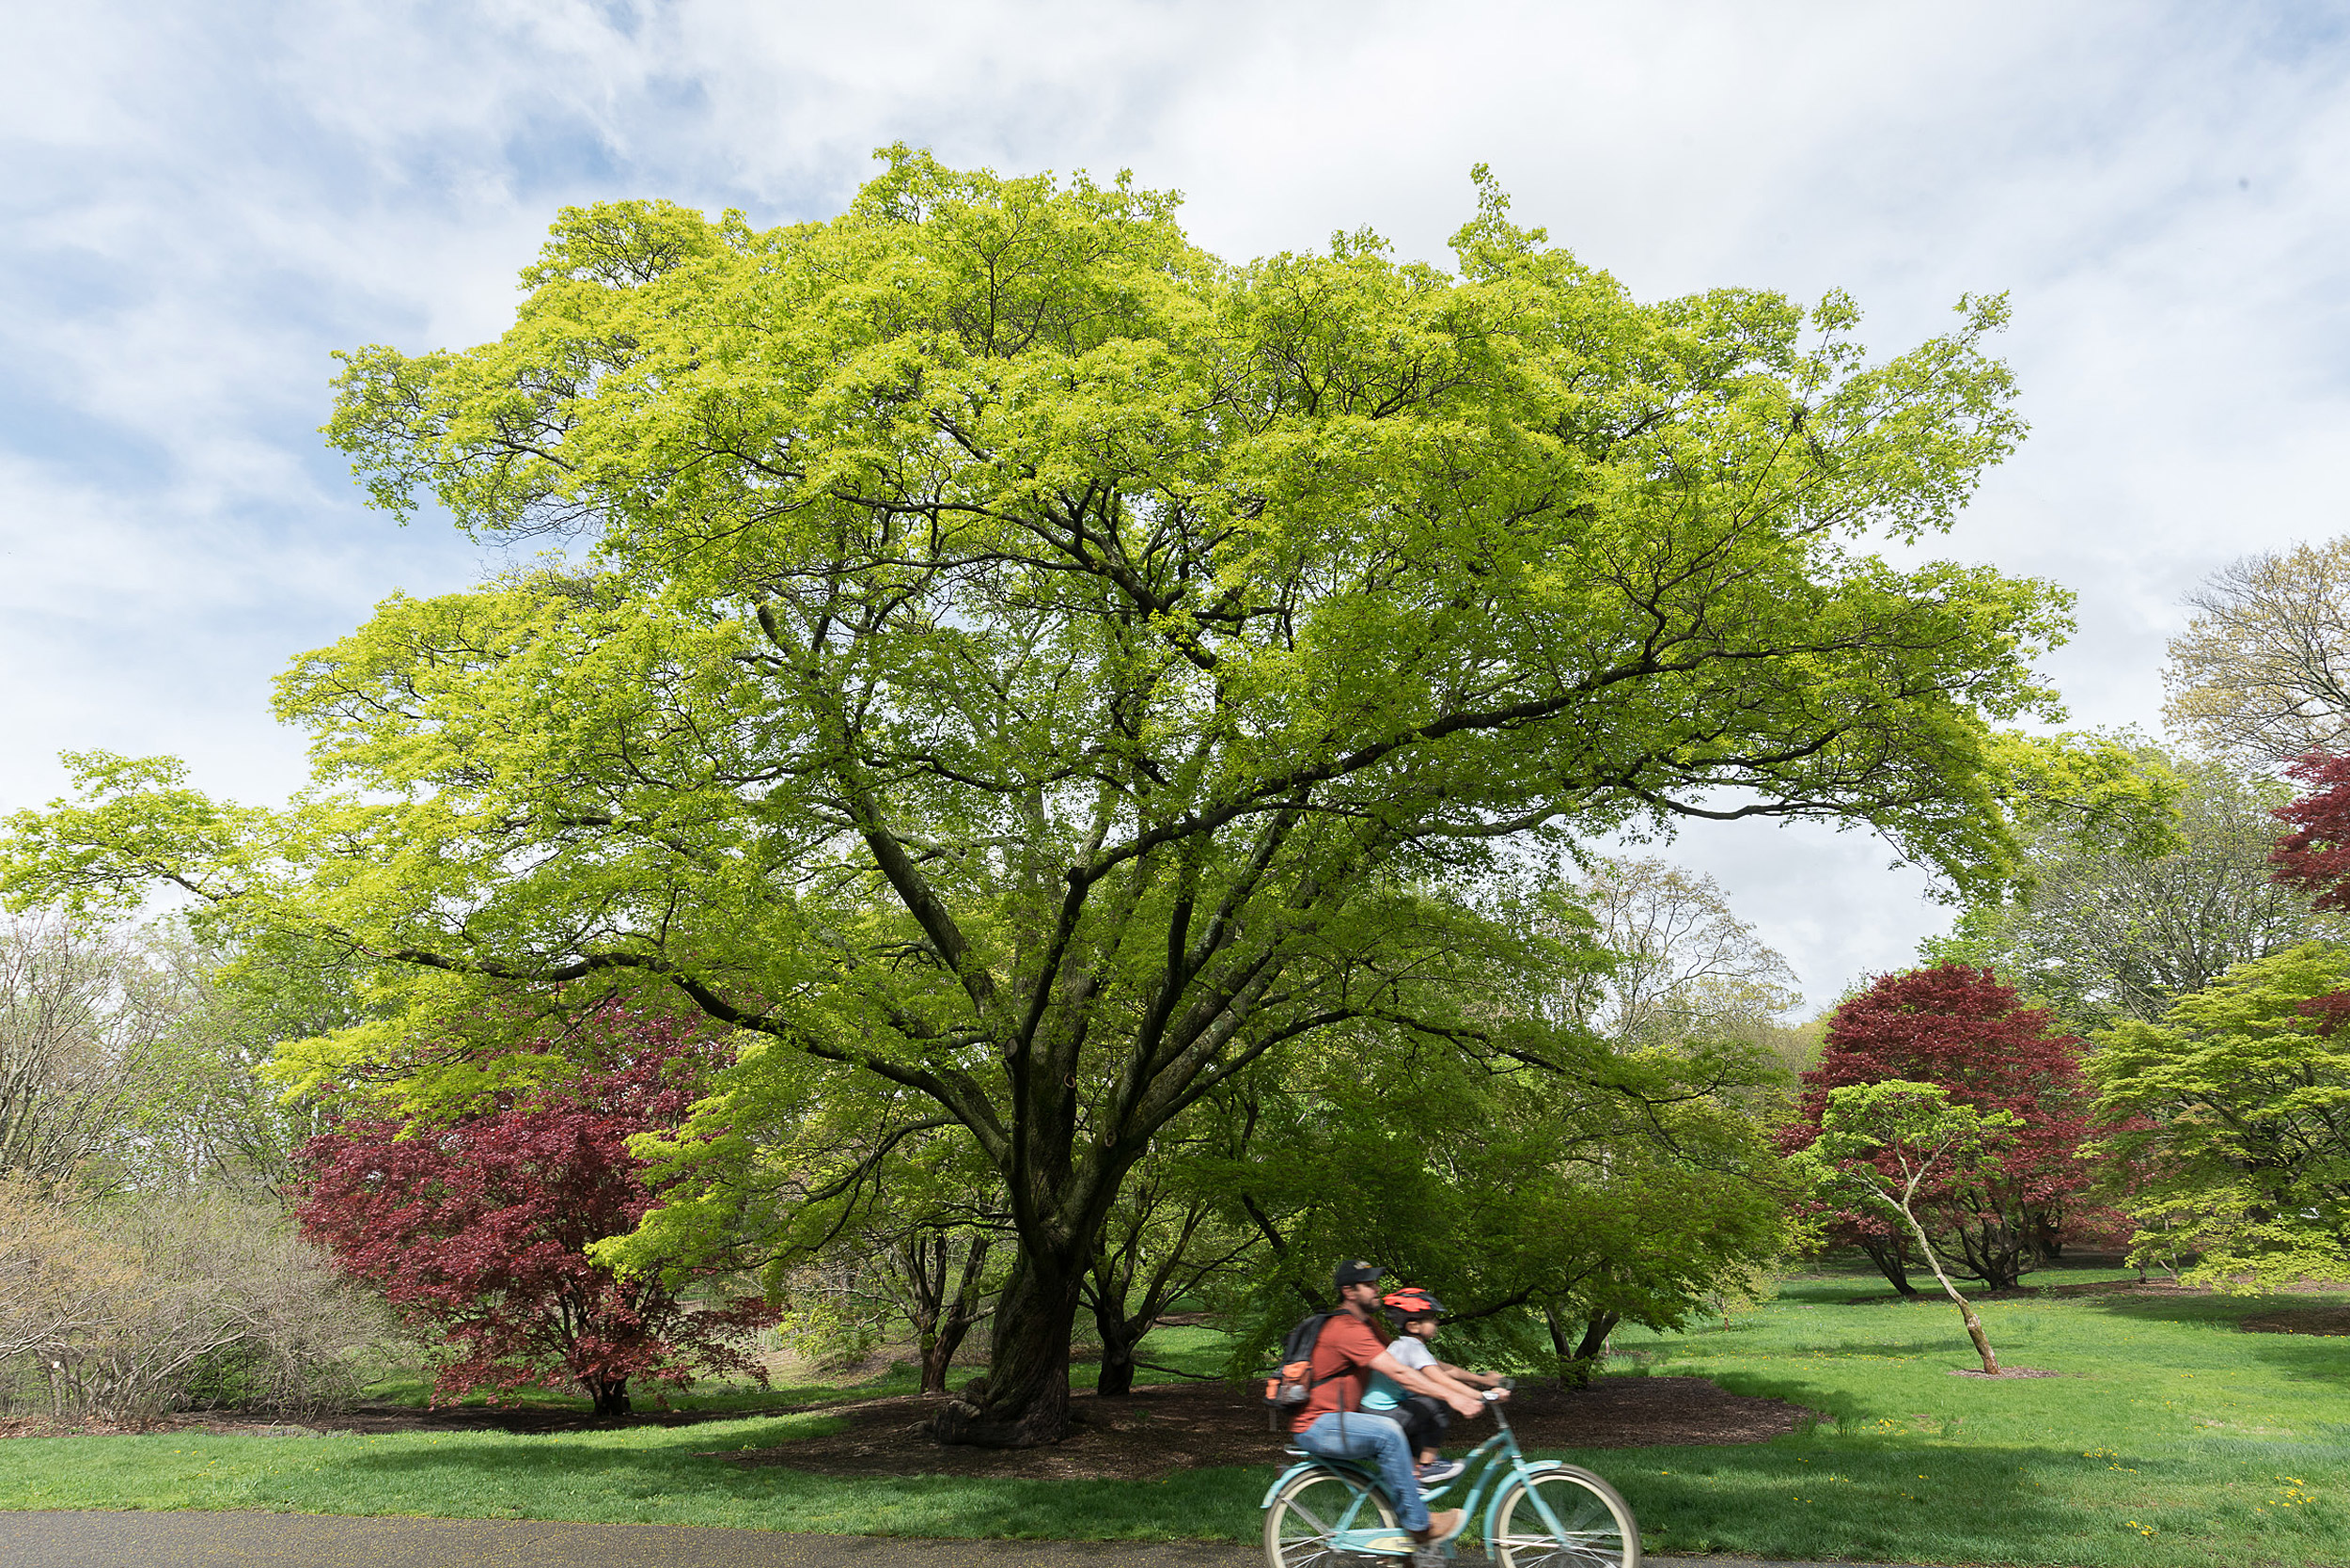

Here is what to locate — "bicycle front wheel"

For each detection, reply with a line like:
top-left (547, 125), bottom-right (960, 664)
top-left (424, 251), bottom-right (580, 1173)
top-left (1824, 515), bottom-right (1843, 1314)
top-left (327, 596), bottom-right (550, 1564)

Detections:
top-left (1491, 1466), bottom-right (1640, 1568)
top-left (1264, 1465), bottom-right (1402, 1568)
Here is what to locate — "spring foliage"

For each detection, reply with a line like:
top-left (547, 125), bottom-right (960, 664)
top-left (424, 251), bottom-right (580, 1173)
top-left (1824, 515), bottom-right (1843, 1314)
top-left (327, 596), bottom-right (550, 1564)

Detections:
top-left (3, 149), bottom-right (2087, 1441)
top-left (295, 1010), bottom-right (771, 1414)
top-left (1786, 964), bottom-right (2090, 1289)
top-left (2088, 944), bottom-right (2350, 1288)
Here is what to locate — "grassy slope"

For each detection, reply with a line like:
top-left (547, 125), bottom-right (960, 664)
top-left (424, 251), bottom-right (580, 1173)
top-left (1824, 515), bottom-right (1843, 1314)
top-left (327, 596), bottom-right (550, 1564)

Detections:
top-left (1601, 1268), bottom-right (2350, 1566)
top-left (2, 1283), bottom-right (2345, 1564)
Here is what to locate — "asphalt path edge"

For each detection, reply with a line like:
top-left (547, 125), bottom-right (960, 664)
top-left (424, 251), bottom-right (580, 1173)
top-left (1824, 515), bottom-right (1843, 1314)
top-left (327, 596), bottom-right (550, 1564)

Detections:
top-left (0, 1510), bottom-right (1950, 1568)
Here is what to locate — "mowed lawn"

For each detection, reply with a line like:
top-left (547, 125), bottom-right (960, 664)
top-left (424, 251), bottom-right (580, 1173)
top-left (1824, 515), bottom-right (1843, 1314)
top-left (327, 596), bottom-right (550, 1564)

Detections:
top-left (1604, 1267), bottom-right (2350, 1566)
top-left (2, 1277), bottom-right (2346, 1565)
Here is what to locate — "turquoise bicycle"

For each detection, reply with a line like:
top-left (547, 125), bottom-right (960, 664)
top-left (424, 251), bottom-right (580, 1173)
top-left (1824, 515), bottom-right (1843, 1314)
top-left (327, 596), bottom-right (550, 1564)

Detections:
top-left (1261, 1384), bottom-right (1639, 1568)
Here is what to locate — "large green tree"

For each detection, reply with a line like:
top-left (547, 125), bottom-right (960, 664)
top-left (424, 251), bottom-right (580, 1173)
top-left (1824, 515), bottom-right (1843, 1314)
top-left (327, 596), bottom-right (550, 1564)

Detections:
top-left (6, 151), bottom-right (2070, 1444)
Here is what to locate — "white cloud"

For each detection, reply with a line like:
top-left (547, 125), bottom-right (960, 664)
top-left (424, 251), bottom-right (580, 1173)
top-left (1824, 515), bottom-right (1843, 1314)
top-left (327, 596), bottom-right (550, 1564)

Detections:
top-left (3, 0), bottom-right (2345, 1004)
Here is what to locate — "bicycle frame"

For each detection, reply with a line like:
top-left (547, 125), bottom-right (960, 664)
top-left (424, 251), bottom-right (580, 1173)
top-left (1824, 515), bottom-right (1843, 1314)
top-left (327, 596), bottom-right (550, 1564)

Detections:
top-left (1261, 1392), bottom-right (1582, 1558)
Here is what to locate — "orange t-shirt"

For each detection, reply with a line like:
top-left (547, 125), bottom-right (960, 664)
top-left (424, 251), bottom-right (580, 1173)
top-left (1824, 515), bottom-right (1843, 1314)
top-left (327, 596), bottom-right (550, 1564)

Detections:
top-left (1290, 1310), bottom-right (1389, 1434)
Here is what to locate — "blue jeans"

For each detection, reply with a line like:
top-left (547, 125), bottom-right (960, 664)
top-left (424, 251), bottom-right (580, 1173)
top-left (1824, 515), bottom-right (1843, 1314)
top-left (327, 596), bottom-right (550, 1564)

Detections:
top-left (1294, 1409), bottom-right (1428, 1531)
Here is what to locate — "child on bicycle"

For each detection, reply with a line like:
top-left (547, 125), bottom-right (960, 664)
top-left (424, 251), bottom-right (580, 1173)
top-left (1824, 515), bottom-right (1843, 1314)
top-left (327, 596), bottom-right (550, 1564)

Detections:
top-left (1359, 1286), bottom-right (1508, 1484)
top-left (1287, 1261), bottom-right (1490, 1551)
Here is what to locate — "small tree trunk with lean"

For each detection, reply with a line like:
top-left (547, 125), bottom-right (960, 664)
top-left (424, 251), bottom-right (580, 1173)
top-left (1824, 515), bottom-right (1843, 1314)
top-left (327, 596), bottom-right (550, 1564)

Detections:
top-left (1892, 1187), bottom-right (2000, 1374)
top-left (1806, 1082), bottom-right (2013, 1377)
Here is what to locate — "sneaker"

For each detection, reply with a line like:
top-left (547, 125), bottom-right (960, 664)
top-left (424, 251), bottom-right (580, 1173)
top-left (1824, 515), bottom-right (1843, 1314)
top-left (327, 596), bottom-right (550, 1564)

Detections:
top-left (1417, 1458), bottom-right (1466, 1485)
top-left (1414, 1508), bottom-right (1466, 1544)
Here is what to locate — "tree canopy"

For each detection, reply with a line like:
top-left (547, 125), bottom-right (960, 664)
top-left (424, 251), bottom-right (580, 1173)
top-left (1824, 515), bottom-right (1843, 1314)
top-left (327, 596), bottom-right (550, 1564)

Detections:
top-left (1785, 964), bottom-right (2089, 1292)
top-left (2166, 538), bottom-right (2350, 768)
top-left (2088, 943), bottom-right (2350, 1288)
top-left (4, 149), bottom-right (2074, 1443)
top-left (1928, 745), bottom-right (2336, 1034)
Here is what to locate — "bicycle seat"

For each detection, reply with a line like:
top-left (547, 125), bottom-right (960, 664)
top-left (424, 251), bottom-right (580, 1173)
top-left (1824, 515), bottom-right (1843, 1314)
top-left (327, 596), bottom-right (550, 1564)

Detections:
top-left (1282, 1447), bottom-right (1310, 1457)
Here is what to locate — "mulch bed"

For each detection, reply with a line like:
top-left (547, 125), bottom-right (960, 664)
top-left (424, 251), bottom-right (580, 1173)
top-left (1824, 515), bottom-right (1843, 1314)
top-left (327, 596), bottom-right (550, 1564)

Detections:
top-left (2240, 1306), bottom-right (2350, 1336)
top-left (722, 1375), bottom-right (1813, 1482)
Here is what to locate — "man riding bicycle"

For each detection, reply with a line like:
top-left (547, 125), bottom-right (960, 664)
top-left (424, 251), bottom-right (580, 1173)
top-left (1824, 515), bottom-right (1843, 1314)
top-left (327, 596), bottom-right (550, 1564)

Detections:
top-left (1287, 1261), bottom-right (1501, 1552)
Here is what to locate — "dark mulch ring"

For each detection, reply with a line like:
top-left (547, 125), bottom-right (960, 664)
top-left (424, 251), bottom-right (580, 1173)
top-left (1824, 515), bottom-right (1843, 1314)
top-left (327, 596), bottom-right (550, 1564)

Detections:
top-left (725, 1375), bottom-right (1815, 1482)
top-left (1947, 1368), bottom-right (2064, 1379)
top-left (2241, 1306), bottom-right (2350, 1336)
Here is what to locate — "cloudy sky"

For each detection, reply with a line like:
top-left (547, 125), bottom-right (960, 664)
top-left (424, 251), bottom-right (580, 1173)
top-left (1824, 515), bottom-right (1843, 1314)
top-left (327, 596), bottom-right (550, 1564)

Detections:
top-left (4, 1), bottom-right (2344, 1008)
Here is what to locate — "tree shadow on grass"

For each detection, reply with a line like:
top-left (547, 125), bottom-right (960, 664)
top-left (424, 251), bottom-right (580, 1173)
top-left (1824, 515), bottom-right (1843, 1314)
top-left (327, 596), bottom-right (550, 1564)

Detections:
top-left (311, 1419), bottom-right (1274, 1540)
top-left (2065, 1292), bottom-right (2350, 1385)
top-left (1533, 1440), bottom-right (2124, 1565)
top-left (1712, 1337), bottom-right (1989, 1362)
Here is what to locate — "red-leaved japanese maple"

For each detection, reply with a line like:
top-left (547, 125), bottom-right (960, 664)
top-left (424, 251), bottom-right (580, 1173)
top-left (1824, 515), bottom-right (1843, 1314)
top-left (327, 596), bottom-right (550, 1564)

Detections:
top-left (296, 1011), bottom-right (770, 1415)
top-left (2271, 750), bottom-right (2350, 907)
top-left (1783, 964), bottom-right (2092, 1291)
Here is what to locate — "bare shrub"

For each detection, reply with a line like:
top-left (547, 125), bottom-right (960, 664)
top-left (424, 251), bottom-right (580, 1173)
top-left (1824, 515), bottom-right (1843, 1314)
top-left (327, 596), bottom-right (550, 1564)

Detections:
top-left (0, 1180), bottom-right (388, 1426)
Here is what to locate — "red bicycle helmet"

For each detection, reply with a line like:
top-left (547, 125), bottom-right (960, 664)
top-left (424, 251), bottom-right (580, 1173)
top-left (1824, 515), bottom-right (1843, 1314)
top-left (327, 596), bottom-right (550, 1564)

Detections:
top-left (1381, 1285), bottom-right (1446, 1322)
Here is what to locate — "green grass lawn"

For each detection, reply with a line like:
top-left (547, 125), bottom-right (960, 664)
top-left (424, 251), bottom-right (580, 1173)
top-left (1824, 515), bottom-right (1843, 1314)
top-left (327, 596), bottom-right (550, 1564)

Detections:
top-left (3, 1276), bottom-right (2345, 1565)
top-left (1596, 1265), bottom-right (2350, 1566)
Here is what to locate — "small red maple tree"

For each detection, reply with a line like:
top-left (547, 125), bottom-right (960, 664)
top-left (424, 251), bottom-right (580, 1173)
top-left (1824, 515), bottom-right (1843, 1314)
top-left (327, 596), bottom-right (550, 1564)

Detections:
top-left (1783, 964), bottom-right (2093, 1291)
top-left (2270, 750), bottom-right (2350, 907)
top-left (296, 1008), bottom-right (771, 1416)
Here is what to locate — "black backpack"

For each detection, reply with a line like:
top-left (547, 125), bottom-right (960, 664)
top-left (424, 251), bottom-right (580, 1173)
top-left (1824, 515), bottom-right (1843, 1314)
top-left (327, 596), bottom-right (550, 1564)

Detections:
top-left (1263, 1309), bottom-right (1341, 1428)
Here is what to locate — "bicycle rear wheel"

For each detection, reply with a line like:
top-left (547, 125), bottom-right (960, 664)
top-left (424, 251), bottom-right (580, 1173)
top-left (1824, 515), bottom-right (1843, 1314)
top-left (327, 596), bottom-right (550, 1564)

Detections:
top-left (1264, 1465), bottom-right (1403, 1568)
top-left (1491, 1466), bottom-right (1640, 1568)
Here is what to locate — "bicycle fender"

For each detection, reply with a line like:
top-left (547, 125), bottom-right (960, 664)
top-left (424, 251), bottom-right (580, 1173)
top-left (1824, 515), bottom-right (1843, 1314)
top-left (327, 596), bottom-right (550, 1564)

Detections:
top-left (1261, 1458), bottom-right (1377, 1510)
top-left (1261, 1461), bottom-right (1324, 1509)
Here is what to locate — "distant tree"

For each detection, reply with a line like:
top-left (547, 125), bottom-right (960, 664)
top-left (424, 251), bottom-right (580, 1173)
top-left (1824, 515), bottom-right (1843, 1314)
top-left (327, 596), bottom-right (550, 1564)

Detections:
top-left (2087, 943), bottom-right (2350, 1288)
top-left (296, 1010), bottom-right (771, 1416)
top-left (0, 914), bottom-right (180, 1194)
top-left (1081, 1122), bottom-right (1256, 1398)
top-left (1223, 1025), bottom-right (1794, 1387)
top-left (1786, 965), bottom-right (2090, 1292)
top-left (1571, 858), bottom-right (1801, 1050)
top-left (2166, 538), bottom-right (2350, 767)
top-left (1793, 1080), bottom-right (2018, 1373)
top-left (1929, 745), bottom-right (2336, 1034)
top-left (141, 931), bottom-right (363, 1201)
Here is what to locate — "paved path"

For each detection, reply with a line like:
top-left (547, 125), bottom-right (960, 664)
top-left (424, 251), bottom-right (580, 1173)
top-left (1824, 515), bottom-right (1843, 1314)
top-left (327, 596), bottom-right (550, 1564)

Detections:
top-left (0, 1512), bottom-right (1935, 1568)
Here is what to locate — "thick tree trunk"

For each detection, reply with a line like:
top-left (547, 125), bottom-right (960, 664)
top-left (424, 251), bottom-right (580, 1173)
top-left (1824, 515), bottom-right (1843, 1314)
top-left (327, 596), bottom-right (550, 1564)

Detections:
top-left (1575, 1309), bottom-right (1621, 1365)
top-left (1094, 1335), bottom-right (1137, 1397)
top-left (1938, 1200), bottom-right (2036, 1291)
top-left (930, 1254), bottom-right (1083, 1446)
top-left (2030, 1207), bottom-right (2063, 1262)
top-left (587, 1378), bottom-right (632, 1417)
top-left (1858, 1234), bottom-right (1920, 1297)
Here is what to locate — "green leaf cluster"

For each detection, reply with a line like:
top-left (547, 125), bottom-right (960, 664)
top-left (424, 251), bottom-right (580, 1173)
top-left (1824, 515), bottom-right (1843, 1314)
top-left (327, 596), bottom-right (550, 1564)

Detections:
top-left (2088, 942), bottom-right (2350, 1287)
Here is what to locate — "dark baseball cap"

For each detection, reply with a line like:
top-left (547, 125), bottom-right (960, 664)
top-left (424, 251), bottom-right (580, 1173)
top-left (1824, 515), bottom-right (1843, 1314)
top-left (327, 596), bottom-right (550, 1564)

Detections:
top-left (1333, 1259), bottom-right (1384, 1289)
